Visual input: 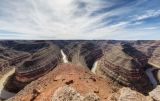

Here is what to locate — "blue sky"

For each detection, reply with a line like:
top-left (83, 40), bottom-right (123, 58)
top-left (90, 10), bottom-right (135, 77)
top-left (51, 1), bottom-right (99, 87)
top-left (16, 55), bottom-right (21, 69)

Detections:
top-left (0, 0), bottom-right (160, 40)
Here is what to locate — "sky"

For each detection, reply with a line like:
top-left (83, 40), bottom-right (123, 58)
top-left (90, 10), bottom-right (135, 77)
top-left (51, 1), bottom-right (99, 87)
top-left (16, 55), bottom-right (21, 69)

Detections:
top-left (0, 0), bottom-right (160, 40)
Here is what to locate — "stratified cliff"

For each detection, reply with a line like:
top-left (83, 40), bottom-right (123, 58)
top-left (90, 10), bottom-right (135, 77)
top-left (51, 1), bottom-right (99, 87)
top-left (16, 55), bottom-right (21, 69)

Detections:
top-left (63, 41), bottom-right (103, 69)
top-left (5, 43), bottom-right (62, 93)
top-left (95, 43), bottom-right (152, 93)
top-left (148, 47), bottom-right (160, 69)
top-left (0, 41), bottom-right (50, 53)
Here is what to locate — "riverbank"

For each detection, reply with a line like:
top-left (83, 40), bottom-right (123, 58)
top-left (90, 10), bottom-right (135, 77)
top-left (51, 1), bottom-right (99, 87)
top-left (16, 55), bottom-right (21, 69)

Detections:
top-left (0, 68), bottom-right (16, 100)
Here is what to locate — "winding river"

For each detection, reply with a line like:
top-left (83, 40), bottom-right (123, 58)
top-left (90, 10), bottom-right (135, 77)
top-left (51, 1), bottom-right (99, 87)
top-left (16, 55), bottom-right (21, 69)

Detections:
top-left (61, 49), bottom-right (69, 63)
top-left (0, 68), bottom-right (16, 100)
top-left (91, 61), bottom-right (98, 74)
top-left (145, 68), bottom-right (157, 88)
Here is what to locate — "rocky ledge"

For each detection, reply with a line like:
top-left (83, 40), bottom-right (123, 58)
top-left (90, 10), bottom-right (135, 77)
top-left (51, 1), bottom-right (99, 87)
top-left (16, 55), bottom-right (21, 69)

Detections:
top-left (7, 64), bottom-right (113, 101)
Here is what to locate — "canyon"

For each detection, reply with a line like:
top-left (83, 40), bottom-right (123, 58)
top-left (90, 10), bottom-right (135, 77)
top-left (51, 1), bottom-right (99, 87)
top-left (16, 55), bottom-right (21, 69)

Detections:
top-left (0, 40), bottom-right (159, 101)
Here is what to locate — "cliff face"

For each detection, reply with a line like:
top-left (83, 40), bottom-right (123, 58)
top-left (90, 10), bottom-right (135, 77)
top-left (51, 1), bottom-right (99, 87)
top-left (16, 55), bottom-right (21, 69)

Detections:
top-left (8, 64), bottom-right (113, 101)
top-left (95, 43), bottom-right (152, 93)
top-left (148, 47), bottom-right (160, 69)
top-left (108, 87), bottom-right (153, 101)
top-left (63, 41), bottom-right (103, 69)
top-left (5, 43), bottom-right (62, 93)
top-left (0, 40), bottom-right (160, 100)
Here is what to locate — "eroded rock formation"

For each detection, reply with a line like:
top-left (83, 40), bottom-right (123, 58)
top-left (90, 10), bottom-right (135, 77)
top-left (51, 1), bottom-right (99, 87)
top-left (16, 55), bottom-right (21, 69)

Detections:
top-left (5, 44), bottom-right (62, 93)
top-left (63, 42), bottom-right (103, 69)
top-left (148, 47), bottom-right (160, 69)
top-left (52, 85), bottom-right (100, 101)
top-left (96, 43), bottom-right (152, 93)
top-left (0, 40), bottom-right (159, 100)
top-left (108, 87), bottom-right (153, 101)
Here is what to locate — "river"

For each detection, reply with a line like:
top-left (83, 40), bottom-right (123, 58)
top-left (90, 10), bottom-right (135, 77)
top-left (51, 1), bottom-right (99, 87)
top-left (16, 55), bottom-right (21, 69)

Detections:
top-left (61, 49), bottom-right (69, 63)
top-left (0, 68), bottom-right (16, 100)
top-left (145, 68), bottom-right (157, 88)
top-left (91, 61), bottom-right (98, 74)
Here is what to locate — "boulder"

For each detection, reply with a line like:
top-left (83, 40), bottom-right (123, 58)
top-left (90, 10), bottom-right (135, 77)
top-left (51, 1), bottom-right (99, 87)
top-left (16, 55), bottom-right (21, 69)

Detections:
top-left (52, 85), bottom-right (100, 101)
top-left (149, 85), bottom-right (160, 101)
top-left (108, 87), bottom-right (153, 101)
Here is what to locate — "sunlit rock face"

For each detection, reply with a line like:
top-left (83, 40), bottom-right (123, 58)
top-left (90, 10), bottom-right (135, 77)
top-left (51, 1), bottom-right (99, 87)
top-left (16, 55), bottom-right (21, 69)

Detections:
top-left (148, 47), bottom-right (160, 69)
top-left (63, 41), bottom-right (103, 69)
top-left (108, 87), bottom-right (153, 101)
top-left (96, 43), bottom-right (152, 93)
top-left (5, 43), bottom-right (62, 93)
top-left (52, 86), bottom-right (100, 101)
top-left (149, 85), bottom-right (160, 101)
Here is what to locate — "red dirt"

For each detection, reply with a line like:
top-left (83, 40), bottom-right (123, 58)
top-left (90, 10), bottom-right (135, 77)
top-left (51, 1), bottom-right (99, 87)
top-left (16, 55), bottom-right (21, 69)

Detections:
top-left (9, 63), bottom-right (113, 101)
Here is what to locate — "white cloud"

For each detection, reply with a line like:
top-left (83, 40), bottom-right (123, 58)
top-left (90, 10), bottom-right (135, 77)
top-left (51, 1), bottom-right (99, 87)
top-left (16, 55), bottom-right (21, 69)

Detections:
top-left (136, 9), bottom-right (160, 20)
top-left (0, 0), bottom-right (159, 39)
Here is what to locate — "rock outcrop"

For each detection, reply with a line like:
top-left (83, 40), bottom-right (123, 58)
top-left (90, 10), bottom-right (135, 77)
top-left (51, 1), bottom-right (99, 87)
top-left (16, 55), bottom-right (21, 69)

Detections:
top-left (149, 85), bottom-right (160, 101)
top-left (52, 85), bottom-right (100, 101)
top-left (148, 47), bottom-right (160, 69)
top-left (108, 87), bottom-right (153, 101)
top-left (8, 64), bottom-right (113, 101)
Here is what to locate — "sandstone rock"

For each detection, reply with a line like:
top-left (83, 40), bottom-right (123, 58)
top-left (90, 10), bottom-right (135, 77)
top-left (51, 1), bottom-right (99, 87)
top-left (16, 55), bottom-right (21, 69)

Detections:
top-left (97, 43), bottom-right (149, 86)
top-left (108, 87), bottom-right (153, 101)
top-left (148, 47), bottom-right (160, 69)
top-left (52, 85), bottom-right (100, 101)
top-left (52, 86), bottom-right (84, 101)
top-left (149, 85), bottom-right (160, 101)
top-left (157, 70), bottom-right (160, 83)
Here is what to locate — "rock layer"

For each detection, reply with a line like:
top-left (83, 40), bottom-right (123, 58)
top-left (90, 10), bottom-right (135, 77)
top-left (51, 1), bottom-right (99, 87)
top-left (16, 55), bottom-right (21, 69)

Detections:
top-left (5, 44), bottom-right (62, 93)
top-left (148, 47), bottom-right (160, 69)
top-left (63, 42), bottom-right (103, 69)
top-left (96, 43), bottom-right (152, 93)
